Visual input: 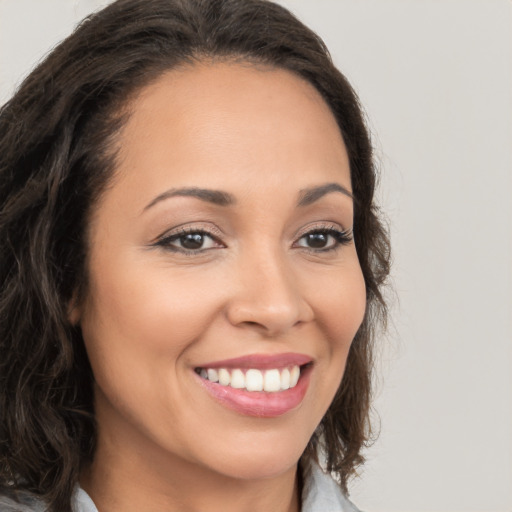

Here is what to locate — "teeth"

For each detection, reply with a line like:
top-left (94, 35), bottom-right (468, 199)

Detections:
top-left (280, 368), bottom-right (290, 390)
top-left (263, 369), bottom-right (280, 392)
top-left (207, 368), bottom-right (219, 383)
top-left (218, 368), bottom-right (230, 386)
top-left (230, 369), bottom-right (245, 389)
top-left (199, 365), bottom-right (302, 392)
top-left (290, 365), bottom-right (300, 388)
top-left (246, 369), bottom-right (263, 391)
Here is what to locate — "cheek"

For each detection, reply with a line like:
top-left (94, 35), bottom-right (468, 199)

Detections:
top-left (78, 260), bottom-right (228, 428)
top-left (82, 255), bottom-right (224, 354)
top-left (334, 268), bottom-right (366, 344)
top-left (312, 256), bottom-right (366, 343)
top-left (308, 255), bottom-right (366, 377)
top-left (291, 254), bottom-right (366, 424)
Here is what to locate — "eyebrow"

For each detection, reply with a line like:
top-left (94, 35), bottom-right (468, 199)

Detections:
top-left (143, 187), bottom-right (236, 211)
top-left (143, 181), bottom-right (353, 212)
top-left (297, 182), bottom-right (353, 207)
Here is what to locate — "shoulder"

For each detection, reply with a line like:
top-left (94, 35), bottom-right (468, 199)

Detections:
top-left (0, 492), bottom-right (46, 512)
top-left (301, 459), bottom-right (363, 512)
top-left (0, 487), bottom-right (97, 512)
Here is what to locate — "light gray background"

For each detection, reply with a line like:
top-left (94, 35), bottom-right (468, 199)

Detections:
top-left (1, 1), bottom-right (511, 511)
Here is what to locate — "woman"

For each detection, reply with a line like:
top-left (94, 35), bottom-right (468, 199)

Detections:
top-left (0, 0), bottom-right (390, 511)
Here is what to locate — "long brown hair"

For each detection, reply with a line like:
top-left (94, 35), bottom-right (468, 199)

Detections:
top-left (0, 0), bottom-right (390, 510)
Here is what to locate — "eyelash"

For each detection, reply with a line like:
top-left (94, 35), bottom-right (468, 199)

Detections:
top-left (154, 224), bottom-right (353, 255)
top-left (293, 225), bottom-right (353, 253)
top-left (154, 227), bottom-right (224, 255)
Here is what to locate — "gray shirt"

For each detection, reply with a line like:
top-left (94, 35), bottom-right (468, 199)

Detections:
top-left (0, 462), bottom-right (361, 512)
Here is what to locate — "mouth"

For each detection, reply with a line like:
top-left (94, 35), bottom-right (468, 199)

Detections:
top-left (194, 365), bottom-right (303, 392)
top-left (193, 353), bottom-right (313, 418)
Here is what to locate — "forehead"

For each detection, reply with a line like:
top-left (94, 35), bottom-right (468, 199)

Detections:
top-left (123, 60), bottom-right (341, 139)
top-left (107, 61), bottom-right (350, 210)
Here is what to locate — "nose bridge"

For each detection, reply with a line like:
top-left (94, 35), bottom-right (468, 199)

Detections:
top-left (226, 240), bottom-right (312, 335)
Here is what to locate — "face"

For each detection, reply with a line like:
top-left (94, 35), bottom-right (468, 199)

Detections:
top-left (78, 62), bottom-right (366, 483)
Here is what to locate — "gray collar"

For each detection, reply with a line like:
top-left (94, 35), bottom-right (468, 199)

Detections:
top-left (301, 459), bottom-right (361, 512)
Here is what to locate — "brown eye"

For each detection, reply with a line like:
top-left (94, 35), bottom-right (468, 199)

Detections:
top-left (180, 233), bottom-right (206, 250)
top-left (156, 230), bottom-right (222, 253)
top-left (303, 232), bottom-right (329, 249)
top-left (295, 228), bottom-right (353, 251)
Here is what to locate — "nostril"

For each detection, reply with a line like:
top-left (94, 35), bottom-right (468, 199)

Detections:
top-left (225, 288), bottom-right (313, 336)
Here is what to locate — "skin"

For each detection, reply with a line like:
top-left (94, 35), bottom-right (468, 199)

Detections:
top-left (76, 62), bottom-right (366, 512)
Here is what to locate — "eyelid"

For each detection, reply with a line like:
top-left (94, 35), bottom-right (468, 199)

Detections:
top-left (150, 221), bottom-right (353, 253)
top-left (152, 222), bottom-right (225, 244)
top-left (292, 222), bottom-right (354, 253)
top-left (150, 223), bottom-right (227, 255)
top-left (294, 221), bottom-right (352, 240)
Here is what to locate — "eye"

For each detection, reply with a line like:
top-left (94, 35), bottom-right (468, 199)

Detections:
top-left (155, 228), bottom-right (223, 253)
top-left (295, 227), bottom-right (353, 251)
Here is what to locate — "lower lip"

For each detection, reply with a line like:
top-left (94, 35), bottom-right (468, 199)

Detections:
top-left (195, 365), bottom-right (312, 418)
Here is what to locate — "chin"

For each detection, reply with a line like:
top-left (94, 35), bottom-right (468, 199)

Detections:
top-left (195, 436), bottom-right (308, 482)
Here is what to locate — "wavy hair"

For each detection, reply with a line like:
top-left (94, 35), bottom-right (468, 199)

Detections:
top-left (0, 0), bottom-right (390, 510)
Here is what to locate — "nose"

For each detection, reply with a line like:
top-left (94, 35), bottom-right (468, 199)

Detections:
top-left (225, 247), bottom-right (314, 337)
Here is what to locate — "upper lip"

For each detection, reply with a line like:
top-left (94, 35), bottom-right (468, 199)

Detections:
top-left (196, 352), bottom-right (313, 370)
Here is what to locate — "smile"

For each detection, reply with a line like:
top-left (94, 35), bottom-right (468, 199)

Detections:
top-left (196, 365), bottom-right (301, 392)
top-left (194, 353), bottom-right (313, 417)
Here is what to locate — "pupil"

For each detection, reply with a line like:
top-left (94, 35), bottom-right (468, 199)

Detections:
top-left (181, 233), bottom-right (203, 249)
top-left (307, 233), bottom-right (327, 248)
